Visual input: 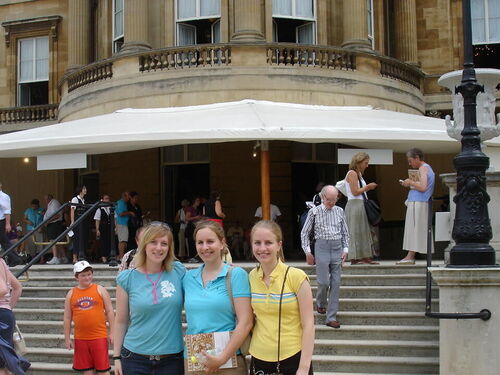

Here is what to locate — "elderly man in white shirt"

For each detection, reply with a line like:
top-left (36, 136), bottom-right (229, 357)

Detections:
top-left (0, 182), bottom-right (22, 266)
top-left (254, 203), bottom-right (282, 221)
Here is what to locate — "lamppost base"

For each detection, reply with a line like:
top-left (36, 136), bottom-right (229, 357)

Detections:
top-left (449, 242), bottom-right (496, 266)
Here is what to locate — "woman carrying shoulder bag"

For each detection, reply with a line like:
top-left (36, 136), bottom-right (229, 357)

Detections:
top-left (345, 152), bottom-right (379, 265)
top-left (0, 258), bottom-right (29, 375)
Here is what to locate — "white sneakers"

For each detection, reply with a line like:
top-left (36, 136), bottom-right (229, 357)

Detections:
top-left (46, 257), bottom-right (60, 265)
top-left (46, 256), bottom-right (69, 265)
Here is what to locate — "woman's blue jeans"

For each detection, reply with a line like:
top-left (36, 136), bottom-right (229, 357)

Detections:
top-left (121, 347), bottom-right (184, 375)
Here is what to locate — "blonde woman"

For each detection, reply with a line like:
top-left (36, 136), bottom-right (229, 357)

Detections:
top-left (183, 220), bottom-right (252, 374)
top-left (345, 152), bottom-right (379, 265)
top-left (249, 221), bottom-right (314, 375)
top-left (113, 223), bottom-right (186, 375)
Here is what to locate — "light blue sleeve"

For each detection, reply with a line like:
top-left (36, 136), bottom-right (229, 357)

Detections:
top-left (115, 200), bottom-right (125, 216)
top-left (231, 267), bottom-right (250, 298)
top-left (116, 269), bottom-right (132, 293)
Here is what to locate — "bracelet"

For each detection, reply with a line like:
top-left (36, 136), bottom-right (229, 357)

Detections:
top-left (113, 356), bottom-right (121, 360)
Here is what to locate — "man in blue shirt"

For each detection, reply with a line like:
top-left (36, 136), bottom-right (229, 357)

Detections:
top-left (23, 199), bottom-right (45, 261)
top-left (115, 191), bottom-right (134, 259)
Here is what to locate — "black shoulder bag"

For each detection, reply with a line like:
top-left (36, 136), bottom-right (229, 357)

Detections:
top-left (358, 176), bottom-right (382, 226)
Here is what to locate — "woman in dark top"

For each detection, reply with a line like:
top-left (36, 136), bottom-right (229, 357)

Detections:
top-left (127, 191), bottom-right (143, 250)
top-left (203, 191), bottom-right (226, 227)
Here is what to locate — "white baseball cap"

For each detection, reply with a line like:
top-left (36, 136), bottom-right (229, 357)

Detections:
top-left (73, 260), bottom-right (92, 275)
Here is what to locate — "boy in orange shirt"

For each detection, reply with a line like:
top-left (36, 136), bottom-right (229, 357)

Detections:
top-left (64, 261), bottom-right (114, 374)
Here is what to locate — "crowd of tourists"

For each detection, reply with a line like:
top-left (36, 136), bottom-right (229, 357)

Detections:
top-left (0, 147), bottom-right (435, 374)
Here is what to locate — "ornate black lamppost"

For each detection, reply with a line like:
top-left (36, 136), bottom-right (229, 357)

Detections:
top-left (449, 0), bottom-right (496, 266)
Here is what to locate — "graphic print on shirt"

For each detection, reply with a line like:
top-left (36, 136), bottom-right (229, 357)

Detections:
top-left (74, 296), bottom-right (96, 310)
top-left (160, 280), bottom-right (176, 298)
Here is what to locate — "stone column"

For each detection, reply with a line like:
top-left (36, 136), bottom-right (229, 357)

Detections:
top-left (429, 267), bottom-right (500, 375)
top-left (341, 0), bottom-right (372, 50)
top-left (441, 172), bottom-right (500, 263)
top-left (120, 0), bottom-right (151, 53)
top-left (67, 0), bottom-right (91, 72)
top-left (231, 0), bottom-right (265, 42)
top-left (394, 0), bottom-right (418, 65)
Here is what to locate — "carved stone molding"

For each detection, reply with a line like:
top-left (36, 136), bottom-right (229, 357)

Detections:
top-left (1, 15), bottom-right (61, 47)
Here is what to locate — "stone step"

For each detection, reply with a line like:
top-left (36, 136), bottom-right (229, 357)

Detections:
top-left (314, 339), bottom-right (438, 357)
top-left (312, 354), bottom-right (439, 373)
top-left (23, 332), bottom-right (438, 359)
top-left (16, 297), bottom-right (439, 312)
top-left (23, 276), bottom-right (117, 288)
top-left (314, 325), bottom-right (439, 341)
top-left (21, 287), bottom-right (116, 298)
top-left (317, 311), bottom-right (437, 326)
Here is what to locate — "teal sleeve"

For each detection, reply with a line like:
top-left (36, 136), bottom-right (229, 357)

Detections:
top-left (231, 267), bottom-right (250, 298)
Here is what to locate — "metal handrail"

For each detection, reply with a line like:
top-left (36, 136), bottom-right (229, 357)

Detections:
top-left (0, 202), bottom-right (70, 259)
top-left (2, 201), bottom-right (117, 279)
top-left (425, 197), bottom-right (491, 321)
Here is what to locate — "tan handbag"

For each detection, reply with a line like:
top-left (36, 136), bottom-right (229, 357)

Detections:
top-left (13, 324), bottom-right (27, 355)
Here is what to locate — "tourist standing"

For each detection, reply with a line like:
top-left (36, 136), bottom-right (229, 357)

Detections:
top-left (114, 223), bottom-right (185, 375)
top-left (398, 148), bottom-right (435, 264)
top-left (0, 183), bottom-right (22, 267)
top-left (44, 194), bottom-right (67, 265)
top-left (70, 186), bottom-right (87, 263)
top-left (23, 199), bottom-right (45, 261)
top-left (94, 194), bottom-right (112, 264)
top-left (204, 191), bottom-right (226, 227)
top-left (250, 220), bottom-right (314, 375)
top-left (183, 220), bottom-right (252, 373)
top-left (344, 152), bottom-right (379, 265)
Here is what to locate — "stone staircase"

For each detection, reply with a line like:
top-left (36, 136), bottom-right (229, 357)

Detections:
top-left (12, 260), bottom-right (440, 374)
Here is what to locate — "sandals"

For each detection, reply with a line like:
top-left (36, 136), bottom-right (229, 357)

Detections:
top-left (396, 259), bottom-right (416, 265)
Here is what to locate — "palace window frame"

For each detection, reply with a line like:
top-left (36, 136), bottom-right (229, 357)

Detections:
top-left (367, 0), bottom-right (375, 48)
top-left (272, 0), bottom-right (317, 44)
top-left (17, 36), bottom-right (49, 106)
top-left (112, 0), bottom-right (124, 53)
top-left (175, 0), bottom-right (221, 46)
top-left (472, 0), bottom-right (500, 45)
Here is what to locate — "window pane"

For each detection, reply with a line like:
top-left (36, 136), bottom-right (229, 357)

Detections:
top-left (201, 0), bottom-right (220, 17)
top-left (297, 22), bottom-right (314, 44)
top-left (178, 0), bottom-right (196, 19)
top-left (163, 145), bottom-right (184, 163)
top-left (36, 37), bottom-right (49, 59)
top-left (472, 0), bottom-right (486, 43)
top-left (367, 0), bottom-right (373, 37)
top-left (178, 23), bottom-right (197, 45)
top-left (296, 0), bottom-right (314, 18)
top-left (212, 20), bottom-right (221, 43)
top-left (20, 61), bottom-right (33, 82)
top-left (20, 39), bottom-right (34, 61)
top-left (489, 0), bottom-right (500, 42)
top-left (115, 0), bottom-right (123, 12)
top-left (35, 58), bottom-right (49, 80)
top-left (115, 10), bottom-right (124, 37)
top-left (187, 144), bottom-right (209, 161)
top-left (273, 0), bottom-right (292, 16)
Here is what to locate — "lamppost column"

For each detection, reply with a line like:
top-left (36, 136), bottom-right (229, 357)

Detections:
top-left (394, 0), bottom-right (418, 65)
top-left (341, 0), bottom-right (372, 50)
top-left (121, 0), bottom-right (151, 53)
top-left (231, 0), bottom-right (265, 42)
top-left (449, 0), bottom-right (495, 266)
top-left (67, 0), bottom-right (91, 73)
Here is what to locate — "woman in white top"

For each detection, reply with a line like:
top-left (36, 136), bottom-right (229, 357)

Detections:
top-left (345, 152), bottom-right (379, 265)
top-left (70, 185), bottom-right (87, 263)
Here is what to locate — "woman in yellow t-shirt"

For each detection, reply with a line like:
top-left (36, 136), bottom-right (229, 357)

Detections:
top-left (248, 221), bottom-right (314, 375)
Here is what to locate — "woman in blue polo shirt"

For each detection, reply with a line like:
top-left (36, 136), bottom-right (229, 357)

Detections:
top-left (183, 220), bottom-right (252, 374)
top-left (113, 223), bottom-right (186, 375)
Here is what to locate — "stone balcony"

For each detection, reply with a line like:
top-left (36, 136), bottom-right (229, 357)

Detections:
top-left (58, 43), bottom-right (425, 122)
top-left (0, 104), bottom-right (59, 131)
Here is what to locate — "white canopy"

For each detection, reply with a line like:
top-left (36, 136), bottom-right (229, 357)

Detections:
top-left (1, 99), bottom-right (498, 157)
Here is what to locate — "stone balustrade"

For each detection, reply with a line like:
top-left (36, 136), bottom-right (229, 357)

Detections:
top-left (380, 56), bottom-right (422, 88)
top-left (267, 44), bottom-right (356, 70)
top-left (0, 104), bottom-right (59, 124)
top-left (67, 61), bottom-right (113, 92)
top-left (139, 45), bottom-right (231, 72)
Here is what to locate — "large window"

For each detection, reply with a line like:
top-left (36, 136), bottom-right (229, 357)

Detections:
top-left (176, 0), bottom-right (220, 46)
top-left (367, 0), bottom-right (374, 47)
top-left (472, 0), bottom-right (500, 68)
top-left (272, 0), bottom-right (315, 44)
top-left (17, 37), bottom-right (49, 106)
top-left (113, 0), bottom-right (124, 53)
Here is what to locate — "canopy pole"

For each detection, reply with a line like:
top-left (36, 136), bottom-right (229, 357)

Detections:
top-left (260, 141), bottom-right (271, 220)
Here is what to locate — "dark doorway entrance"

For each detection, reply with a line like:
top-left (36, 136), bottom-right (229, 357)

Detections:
top-left (163, 164), bottom-right (210, 225)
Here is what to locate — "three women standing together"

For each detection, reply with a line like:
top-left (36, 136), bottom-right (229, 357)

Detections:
top-left (113, 219), bottom-right (314, 375)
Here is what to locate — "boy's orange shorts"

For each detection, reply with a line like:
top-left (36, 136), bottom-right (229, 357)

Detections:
top-left (73, 337), bottom-right (110, 372)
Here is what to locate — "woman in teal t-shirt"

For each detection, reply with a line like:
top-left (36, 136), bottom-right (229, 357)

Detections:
top-left (113, 223), bottom-right (186, 375)
top-left (183, 220), bottom-right (252, 374)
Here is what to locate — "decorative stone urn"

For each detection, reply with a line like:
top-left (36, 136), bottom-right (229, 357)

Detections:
top-left (438, 68), bottom-right (500, 144)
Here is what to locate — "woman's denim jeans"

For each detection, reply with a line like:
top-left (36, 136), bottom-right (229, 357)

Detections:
top-left (121, 347), bottom-right (184, 375)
